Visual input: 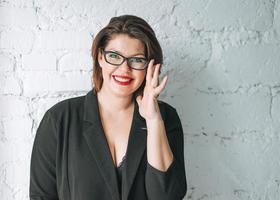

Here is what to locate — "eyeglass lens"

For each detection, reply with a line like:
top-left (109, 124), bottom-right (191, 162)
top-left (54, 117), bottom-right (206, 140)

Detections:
top-left (104, 51), bottom-right (147, 70)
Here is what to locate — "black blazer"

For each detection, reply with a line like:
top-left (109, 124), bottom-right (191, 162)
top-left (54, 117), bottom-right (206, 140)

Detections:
top-left (29, 88), bottom-right (187, 200)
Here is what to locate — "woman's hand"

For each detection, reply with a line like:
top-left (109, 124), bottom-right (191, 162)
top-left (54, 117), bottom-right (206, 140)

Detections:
top-left (136, 59), bottom-right (168, 121)
top-left (137, 60), bottom-right (174, 173)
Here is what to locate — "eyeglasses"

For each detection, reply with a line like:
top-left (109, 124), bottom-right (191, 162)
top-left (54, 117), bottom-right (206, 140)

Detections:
top-left (101, 48), bottom-right (148, 70)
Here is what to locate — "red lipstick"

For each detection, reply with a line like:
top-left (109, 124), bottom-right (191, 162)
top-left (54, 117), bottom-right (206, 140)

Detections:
top-left (112, 75), bottom-right (133, 86)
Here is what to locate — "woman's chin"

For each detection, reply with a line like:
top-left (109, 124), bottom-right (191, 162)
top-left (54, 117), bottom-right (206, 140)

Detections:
top-left (110, 85), bottom-right (133, 97)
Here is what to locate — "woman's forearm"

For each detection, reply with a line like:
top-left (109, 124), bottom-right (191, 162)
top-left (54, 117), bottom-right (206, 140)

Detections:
top-left (146, 117), bottom-right (174, 172)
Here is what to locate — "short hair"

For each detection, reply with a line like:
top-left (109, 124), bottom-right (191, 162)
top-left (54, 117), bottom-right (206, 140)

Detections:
top-left (91, 14), bottom-right (163, 98)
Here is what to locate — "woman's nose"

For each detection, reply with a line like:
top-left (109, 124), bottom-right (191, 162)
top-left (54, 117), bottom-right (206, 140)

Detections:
top-left (118, 59), bottom-right (131, 71)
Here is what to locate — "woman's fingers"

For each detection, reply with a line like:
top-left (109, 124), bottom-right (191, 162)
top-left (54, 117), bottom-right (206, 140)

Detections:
top-left (145, 59), bottom-right (167, 96)
top-left (155, 74), bottom-right (168, 94)
top-left (146, 59), bottom-right (155, 84)
top-left (151, 64), bottom-right (160, 87)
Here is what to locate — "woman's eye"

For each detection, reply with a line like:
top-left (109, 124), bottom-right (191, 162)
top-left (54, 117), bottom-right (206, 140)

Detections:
top-left (131, 58), bottom-right (146, 63)
top-left (108, 53), bottom-right (120, 59)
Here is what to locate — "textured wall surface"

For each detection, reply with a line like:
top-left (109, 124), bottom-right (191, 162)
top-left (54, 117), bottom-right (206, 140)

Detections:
top-left (1, 0), bottom-right (280, 199)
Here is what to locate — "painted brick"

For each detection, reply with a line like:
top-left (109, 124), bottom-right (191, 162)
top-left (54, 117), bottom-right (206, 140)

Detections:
top-left (0, 75), bottom-right (21, 95)
top-left (0, 96), bottom-right (28, 119)
top-left (22, 71), bottom-right (92, 96)
top-left (174, 0), bottom-right (274, 31)
top-left (2, 117), bottom-right (33, 141)
top-left (22, 52), bottom-right (56, 70)
top-left (5, 161), bottom-right (30, 192)
top-left (0, 0), bottom-right (33, 7)
top-left (0, 54), bottom-right (15, 72)
top-left (0, 30), bottom-right (34, 54)
top-left (0, 7), bottom-right (38, 29)
top-left (167, 86), bottom-right (271, 135)
top-left (33, 30), bottom-right (92, 50)
top-left (58, 51), bottom-right (92, 71)
top-left (193, 44), bottom-right (280, 92)
top-left (275, 0), bottom-right (280, 34)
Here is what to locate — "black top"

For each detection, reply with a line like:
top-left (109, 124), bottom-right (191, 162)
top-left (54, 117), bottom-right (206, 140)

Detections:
top-left (115, 155), bottom-right (126, 198)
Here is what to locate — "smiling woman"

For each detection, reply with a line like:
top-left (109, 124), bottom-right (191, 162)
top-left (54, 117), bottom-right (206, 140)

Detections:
top-left (29, 15), bottom-right (187, 200)
top-left (97, 33), bottom-right (147, 97)
top-left (91, 15), bottom-right (163, 99)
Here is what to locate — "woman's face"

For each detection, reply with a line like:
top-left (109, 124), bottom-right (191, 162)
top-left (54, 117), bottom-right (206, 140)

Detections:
top-left (98, 34), bottom-right (147, 98)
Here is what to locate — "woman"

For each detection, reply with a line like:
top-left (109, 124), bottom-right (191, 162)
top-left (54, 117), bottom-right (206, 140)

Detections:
top-left (30, 15), bottom-right (187, 200)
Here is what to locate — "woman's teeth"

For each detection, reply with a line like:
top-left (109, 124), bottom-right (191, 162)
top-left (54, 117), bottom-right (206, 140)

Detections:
top-left (114, 76), bottom-right (132, 82)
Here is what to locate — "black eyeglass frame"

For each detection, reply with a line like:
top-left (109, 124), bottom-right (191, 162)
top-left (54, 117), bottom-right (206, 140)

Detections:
top-left (101, 48), bottom-right (149, 70)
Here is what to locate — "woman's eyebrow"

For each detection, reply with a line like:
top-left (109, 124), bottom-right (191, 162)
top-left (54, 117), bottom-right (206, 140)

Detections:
top-left (108, 49), bottom-right (145, 57)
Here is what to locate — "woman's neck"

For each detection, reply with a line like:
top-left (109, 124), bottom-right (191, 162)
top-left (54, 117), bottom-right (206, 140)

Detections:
top-left (96, 86), bottom-right (134, 114)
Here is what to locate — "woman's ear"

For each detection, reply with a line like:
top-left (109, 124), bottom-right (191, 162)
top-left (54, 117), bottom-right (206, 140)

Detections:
top-left (97, 48), bottom-right (104, 67)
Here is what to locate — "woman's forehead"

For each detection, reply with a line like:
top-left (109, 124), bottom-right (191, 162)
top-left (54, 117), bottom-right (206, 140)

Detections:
top-left (105, 34), bottom-right (145, 56)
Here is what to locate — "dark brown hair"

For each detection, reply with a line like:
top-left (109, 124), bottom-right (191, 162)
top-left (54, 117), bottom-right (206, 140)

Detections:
top-left (91, 14), bottom-right (163, 98)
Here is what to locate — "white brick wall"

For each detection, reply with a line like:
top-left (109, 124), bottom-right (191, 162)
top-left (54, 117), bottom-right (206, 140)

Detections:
top-left (0, 7), bottom-right (38, 29)
top-left (22, 52), bottom-right (56, 70)
top-left (33, 31), bottom-right (92, 50)
top-left (0, 54), bottom-right (15, 72)
top-left (0, 0), bottom-right (279, 199)
top-left (0, 30), bottom-right (35, 53)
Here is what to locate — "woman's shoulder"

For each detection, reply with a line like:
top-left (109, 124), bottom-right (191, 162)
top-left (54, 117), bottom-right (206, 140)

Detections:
top-left (157, 99), bottom-right (176, 110)
top-left (157, 99), bottom-right (179, 121)
top-left (46, 93), bottom-right (87, 121)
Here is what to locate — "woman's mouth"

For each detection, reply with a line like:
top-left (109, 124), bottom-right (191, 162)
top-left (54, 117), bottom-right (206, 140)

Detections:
top-left (112, 75), bottom-right (133, 86)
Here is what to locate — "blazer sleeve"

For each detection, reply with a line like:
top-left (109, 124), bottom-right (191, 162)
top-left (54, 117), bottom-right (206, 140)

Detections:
top-left (29, 110), bottom-right (59, 200)
top-left (145, 106), bottom-right (187, 200)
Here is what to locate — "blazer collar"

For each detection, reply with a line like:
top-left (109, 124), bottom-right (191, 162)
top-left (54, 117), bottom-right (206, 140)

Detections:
top-left (82, 88), bottom-right (147, 200)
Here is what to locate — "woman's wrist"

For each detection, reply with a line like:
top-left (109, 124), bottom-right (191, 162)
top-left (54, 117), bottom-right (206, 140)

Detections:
top-left (146, 116), bottom-right (164, 129)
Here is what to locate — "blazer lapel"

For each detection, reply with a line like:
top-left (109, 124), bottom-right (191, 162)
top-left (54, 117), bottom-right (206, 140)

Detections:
top-left (82, 89), bottom-right (147, 200)
top-left (122, 96), bottom-right (147, 200)
top-left (82, 89), bottom-right (120, 200)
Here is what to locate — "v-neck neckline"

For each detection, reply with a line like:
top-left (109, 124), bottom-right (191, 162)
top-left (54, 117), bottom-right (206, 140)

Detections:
top-left (95, 91), bottom-right (137, 169)
top-left (83, 88), bottom-right (148, 200)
